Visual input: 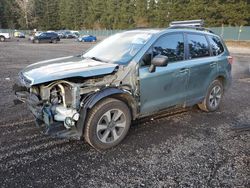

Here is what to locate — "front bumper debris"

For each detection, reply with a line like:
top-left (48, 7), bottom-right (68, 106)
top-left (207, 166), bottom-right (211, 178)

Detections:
top-left (13, 85), bottom-right (84, 140)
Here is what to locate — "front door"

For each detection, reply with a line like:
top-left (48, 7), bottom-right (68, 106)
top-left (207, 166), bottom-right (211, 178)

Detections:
top-left (139, 33), bottom-right (189, 114)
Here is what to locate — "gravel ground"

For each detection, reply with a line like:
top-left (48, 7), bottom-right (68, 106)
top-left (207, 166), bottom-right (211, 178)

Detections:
top-left (0, 38), bottom-right (249, 187)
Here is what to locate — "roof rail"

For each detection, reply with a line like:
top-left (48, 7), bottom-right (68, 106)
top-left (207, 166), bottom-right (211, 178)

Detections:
top-left (169, 20), bottom-right (204, 27)
top-left (168, 19), bottom-right (214, 33)
top-left (168, 25), bottom-right (214, 33)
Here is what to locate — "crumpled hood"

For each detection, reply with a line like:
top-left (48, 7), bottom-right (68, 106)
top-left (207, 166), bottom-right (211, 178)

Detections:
top-left (19, 56), bottom-right (118, 86)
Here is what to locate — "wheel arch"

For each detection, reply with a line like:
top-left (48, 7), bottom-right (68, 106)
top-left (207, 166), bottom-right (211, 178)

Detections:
top-left (216, 75), bottom-right (226, 87)
top-left (215, 72), bottom-right (231, 91)
top-left (76, 87), bottom-right (138, 138)
top-left (87, 87), bottom-right (137, 120)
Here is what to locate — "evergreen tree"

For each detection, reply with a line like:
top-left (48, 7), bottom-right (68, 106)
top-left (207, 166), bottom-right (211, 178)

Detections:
top-left (0, 0), bottom-right (20, 29)
top-left (0, 0), bottom-right (249, 29)
top-left (134, 0), bottom-right (149, 27)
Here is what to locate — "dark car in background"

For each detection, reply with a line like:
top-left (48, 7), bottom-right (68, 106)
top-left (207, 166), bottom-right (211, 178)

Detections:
top-left (32, 32), bottom-right (60, 43)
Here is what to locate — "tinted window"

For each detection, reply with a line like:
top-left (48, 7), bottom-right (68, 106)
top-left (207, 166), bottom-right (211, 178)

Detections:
top-left (40, 33), bottom-right (46, 37)
top-left (140, 33), bottom-right (184, 67)
top-left (207, 35), bottom-right (224, 56)
top-left (187, 34), bottom-right (210, 59)
top-left (153, 34), bottom-right (184, 63)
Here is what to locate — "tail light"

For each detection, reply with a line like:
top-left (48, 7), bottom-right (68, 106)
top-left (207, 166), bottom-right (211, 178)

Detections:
top-left (227, 56), bottom-right (233, 65)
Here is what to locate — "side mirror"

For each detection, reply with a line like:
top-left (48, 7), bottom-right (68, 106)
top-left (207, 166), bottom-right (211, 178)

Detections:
top-left (149, 55), bottom-right (168, 73)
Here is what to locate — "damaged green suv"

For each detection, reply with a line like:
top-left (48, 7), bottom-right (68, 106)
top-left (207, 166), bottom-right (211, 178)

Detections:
top-left (14, 23), bottom-right (232, 150)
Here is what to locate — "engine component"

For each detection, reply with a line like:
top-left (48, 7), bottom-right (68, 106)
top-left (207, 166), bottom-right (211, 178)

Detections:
top-left (54, 105), bottom-right (79, 129)
top-left (57, 84), bottom-right (66, 107)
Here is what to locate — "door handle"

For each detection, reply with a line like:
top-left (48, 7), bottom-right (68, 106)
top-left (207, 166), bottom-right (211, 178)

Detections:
top-left (179, 68), bottom-right (189, 74)
top-left (210, 62), bottom-right (217, 68)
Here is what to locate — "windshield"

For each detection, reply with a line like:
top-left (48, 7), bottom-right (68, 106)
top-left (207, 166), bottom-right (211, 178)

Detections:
top-left (83, 32), bottom-right (152, 64)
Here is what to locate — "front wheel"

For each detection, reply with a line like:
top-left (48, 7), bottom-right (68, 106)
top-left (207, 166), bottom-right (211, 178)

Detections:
top-left (84, 98), bottom-right (131, 150)
top-left (198, 79), bottom-right (223, 112)
top-left (0, 36), bottom-right (5, 42)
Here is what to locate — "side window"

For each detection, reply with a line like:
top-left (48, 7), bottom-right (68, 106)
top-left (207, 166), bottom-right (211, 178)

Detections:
top-left (153, 34), bottom-right (184, 63)
top-left (187, 34), bottom-right (210, 59)
top-left (140, 33), bottom-right (184, 67)
top-left (207, 35), bottom-right (224, 56)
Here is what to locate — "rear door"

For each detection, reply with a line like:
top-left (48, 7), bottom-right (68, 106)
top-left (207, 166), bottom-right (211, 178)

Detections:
top-left (207, 35), bottom-right (230, 79)
top-left (185, 33), bottom-right (218, 104)
top-left (139, 33), bottom-right (189, 114)
top-left (39, 33), bottom-right (50, 43)
top-left (47, 33), bottom-right (53, 42)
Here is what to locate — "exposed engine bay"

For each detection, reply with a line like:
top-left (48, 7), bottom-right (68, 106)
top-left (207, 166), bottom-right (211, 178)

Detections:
top-left (14, 64), bottom-right (138, 139)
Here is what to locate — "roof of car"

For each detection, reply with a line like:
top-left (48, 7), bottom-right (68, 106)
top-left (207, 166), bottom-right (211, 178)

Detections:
top-left (124, 28), bottom-right (163, 34)
top-left (123, 27), bottom-right (218, 37)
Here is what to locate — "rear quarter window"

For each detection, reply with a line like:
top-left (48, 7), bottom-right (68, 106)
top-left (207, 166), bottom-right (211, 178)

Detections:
top-left (207, 35), bottom-right (224, 56)
top-left (187, 34), bottom-right (210, 59)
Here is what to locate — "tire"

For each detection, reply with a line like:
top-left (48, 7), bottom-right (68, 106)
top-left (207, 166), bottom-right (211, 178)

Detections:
top-left (0, 36), bottom-right (5, 42)
top-left (34, 39), bottom-right (39, 44)
top-left (198, 79), bottom-right (224, 112)
top-left (84, 98), bottom-right (131, 150)
top-left (52, 39), bottom-right (57, 44)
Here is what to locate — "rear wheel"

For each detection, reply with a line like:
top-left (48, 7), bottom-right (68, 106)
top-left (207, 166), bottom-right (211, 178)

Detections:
top-left (34, 39), bottom-right (39, 44)
top-left (198, 79), bottom-right (223, 112)
top-left (0, 36), bottom-right (5, 42)
top-left (52, 39), bottom-right (57, 44)
top-left (84, 98), bottom-right (131, 150)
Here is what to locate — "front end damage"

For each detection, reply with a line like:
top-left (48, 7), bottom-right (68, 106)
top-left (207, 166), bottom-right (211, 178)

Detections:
top-left (14, 65), bottom-right (138, 140)
top-left (15, 80), bottom-right (82, 136)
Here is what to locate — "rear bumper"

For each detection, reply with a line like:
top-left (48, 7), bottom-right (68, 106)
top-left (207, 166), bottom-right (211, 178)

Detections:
top-left (224, 72), bottom-right (232, 91)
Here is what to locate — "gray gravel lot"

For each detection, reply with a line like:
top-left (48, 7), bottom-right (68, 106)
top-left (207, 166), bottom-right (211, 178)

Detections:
top-left (0, 38), bottom-right (249, 187)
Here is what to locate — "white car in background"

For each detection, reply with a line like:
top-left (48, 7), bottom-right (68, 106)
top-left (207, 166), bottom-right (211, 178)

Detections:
top-left (0, 32), bottom-right (11, 42)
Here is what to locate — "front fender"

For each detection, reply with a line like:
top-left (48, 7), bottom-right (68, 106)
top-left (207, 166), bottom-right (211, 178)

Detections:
top-left (87, 87), bottom-right (129, 109)
top-left (75, 87), bottom-right (136, 138)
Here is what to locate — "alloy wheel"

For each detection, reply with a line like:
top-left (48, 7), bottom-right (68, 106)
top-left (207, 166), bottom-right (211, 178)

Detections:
top-left (209, 85), bottom-right (222, 108)
top-left (96, 109), bottom-right (126, 143)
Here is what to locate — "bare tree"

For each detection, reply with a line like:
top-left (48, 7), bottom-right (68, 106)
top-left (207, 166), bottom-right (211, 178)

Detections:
top-left (16, 0), bottom-right (34, 28)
